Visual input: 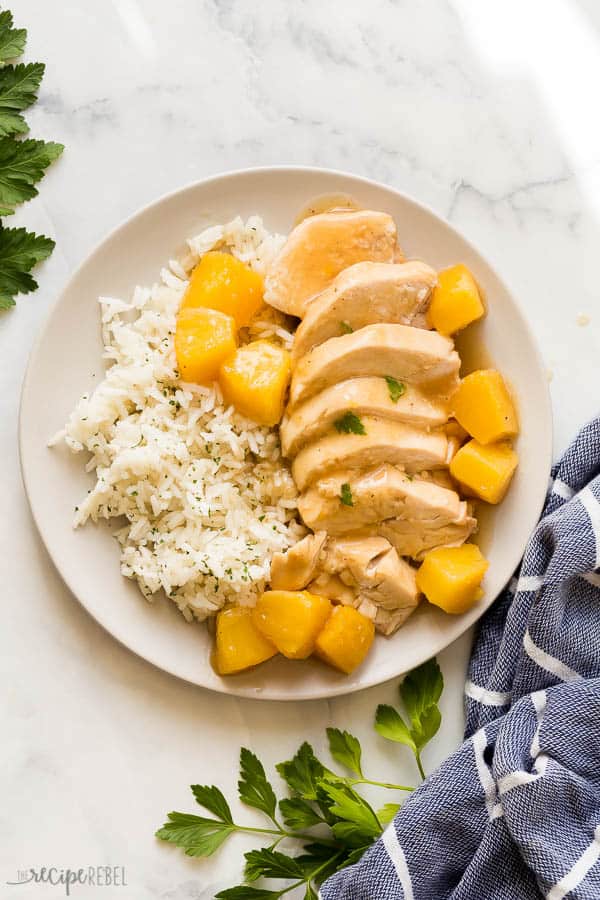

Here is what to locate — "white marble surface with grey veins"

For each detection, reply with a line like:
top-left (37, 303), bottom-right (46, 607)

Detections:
top-left (2, 1), bottom-right (599, 897)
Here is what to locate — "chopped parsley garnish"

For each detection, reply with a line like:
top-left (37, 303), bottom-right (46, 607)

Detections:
top-left (340, 483), bottom-right (353, 506)
top-left (334, 412), bottom-right (366, 435)
top-left (385, 375), bottom-right (406, 403)
top-left (340, 320), bottom-right (354, 334)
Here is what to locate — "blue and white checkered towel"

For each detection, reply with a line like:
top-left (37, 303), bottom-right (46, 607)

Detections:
top-left (322, 417), bottom-right (600, 900)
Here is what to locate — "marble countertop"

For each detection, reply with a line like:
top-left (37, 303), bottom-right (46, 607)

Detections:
top-left (2, 1), bottom-right (599, 897)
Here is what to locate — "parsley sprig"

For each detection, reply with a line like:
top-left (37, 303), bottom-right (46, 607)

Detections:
top-left (0, 10), bottom-right (63, 309)
top-left (375, 657), bottom-right (443, 779)
top-left (157, 659), bottom-right (443, 898)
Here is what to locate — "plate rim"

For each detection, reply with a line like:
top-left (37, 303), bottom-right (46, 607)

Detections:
top-left (19, 164), bottom-right (553, 700)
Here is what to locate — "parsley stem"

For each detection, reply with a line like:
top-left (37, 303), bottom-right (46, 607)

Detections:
top-left (266, 857), bottom-right (345, 900)
top-left (231, 824), bottom-right (283, 838)
top-left (278, 881), bottom-right (304, 897)
top-left (347, 777), bottom-right (414, 792)
top-left (232, 823), bottom-right (339, 847)
top-left (307, 850), bottom-right (345, 884)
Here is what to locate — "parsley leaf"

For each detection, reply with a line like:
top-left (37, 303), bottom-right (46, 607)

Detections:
top-left (319, 782), bottom-right (381, 837)
top-left (279, 797), bottom-right (322, 830)
top-left (340, 320), bottom-right (353, 334)
top-left (340, 483), bottom-right (353, 507)
top-left (400, 657), bottom-right (443, 752)
top-left (276, 742), bottom-right (326, 801)
top-left (0, 11), bottom-right (26, 64)
top-left (155, 812), bottom-right (234, 857)
top-left (334, 412), bottom-right (366, 435)
top-left (238, 748), bottom-right (278, 823)
top-left (377, 802), bottom-right (401, 825)
top-left (326, 728), bottom-right (363, 777)
top-left (0, 225), bottom-right (54, 309)
top-left (215, 888), bottom-right (282, 900)
top-left (191, 784), bottom-right (233, 824)
top-left (297, 846), bottom-right (350, 883)
top-left (343, 846), bottom-right (372, 867)
top-left (0, 62), bottom-right (44, 136)
top-left (385, 375), bottom-right (406, 403)
top-left (330, 821), bottom-right (376, 849)
top-left (244, 848), bottom-right (304, 881)
top-left (375, 658), bottom-right (443, 779)
top-left (374, 704), bottom-right (416, 753)
top-left (0, 137), bottom-right (63, 215)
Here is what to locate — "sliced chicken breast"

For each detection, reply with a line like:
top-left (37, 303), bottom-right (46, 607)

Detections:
top-left (425, 469), bottom-right (457, 491)
top-left (372, 606), bottom-right (418, 636)
top-left (323, 535), bottom-right (392, 580)
top-left (292, 260), bottom-right (437, 362)
top-left (280, 377), bottom-right (450, 458)
top-left (289, 324), bottom-right (459, 407)
top-left (363, 515), bottom-right (477, 560)
top-left (323, 536), bottom-right (418, 608)
top-left (270, 531), bottom-right (421, 636)
top-left (298, 464), bottom-right (469, 533)
top-left (270, 531), bottom-right (327, 591)
top-left (321, 535), bottom-right (421, 635)
top-left (291, 418), bottom-right (450, 491)
top-left (264, 210), bottom-right (398, 318)
top-left (307, 572), bottom-right (356, 604)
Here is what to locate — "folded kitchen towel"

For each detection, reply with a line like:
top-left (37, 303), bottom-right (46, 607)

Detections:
top-left (321, 417), bottom-right (600, 900)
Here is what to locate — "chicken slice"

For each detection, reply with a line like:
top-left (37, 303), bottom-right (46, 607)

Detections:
top-left (372, 606), bottom-right (418, 636)
top-left (291, 418), bottom-right (450, 491)
top-left (307, 572), bottom-right (356, 604)
top-left (321, 535), bottom-right (421, 635)
top-left (271, 532), bottom-right (421, 636)
top-left (424, 469), bottom-right (457, 491)
top-left (323, 535), bottom-right (392, 580)
top-left (289, 324), bottom-right (459, 407)
top-left (292, 260), bottom-right (437, 362)
top-left (361, 515), bottom-right (477, 561)
top-left (280, 376), bottom-right (451, 458)
top-left (269, 531), bottom-right (327, 591)
top-left (298, 464), bottom-right (470, 534)
top-left (264, 210), bottom-right (398, 318)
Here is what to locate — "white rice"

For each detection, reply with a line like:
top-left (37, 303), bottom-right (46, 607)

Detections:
top-left (50, 217), bottom-right (306, 622)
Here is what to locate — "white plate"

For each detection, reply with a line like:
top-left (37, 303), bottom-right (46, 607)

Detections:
top-left (19, 167), bottom-right (552, 700)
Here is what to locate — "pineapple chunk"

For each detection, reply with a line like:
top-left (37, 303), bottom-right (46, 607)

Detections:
top-left (252, 590), bottom-right (331, 659)
top-left (428, 264), bottom-right (484, 335)
top-left (452, 369), bottom-right (518, 444)
top-left (416, 544), bottom-right (489, 615)
top-left (214, 607), bottom-right (277, 675)
top-left (315, 606), bottom-right (375, 674)
top-left (180, 251), bottom-right (264, 327)
top-left (175, 307), bottom-right (237, 384)
top-left (450, 438), bottom-right (518, 504)
top-left (220, 341), bottom-right (291, 426)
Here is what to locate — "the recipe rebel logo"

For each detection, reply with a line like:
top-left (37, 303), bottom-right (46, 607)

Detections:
top-left (6, 866), bottom-right (127, 895)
